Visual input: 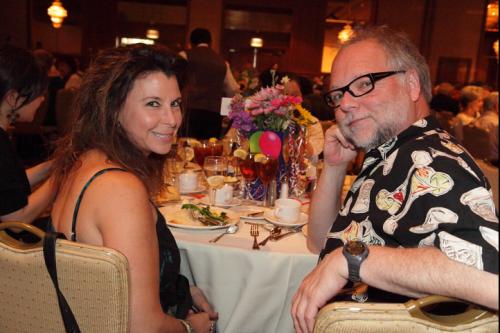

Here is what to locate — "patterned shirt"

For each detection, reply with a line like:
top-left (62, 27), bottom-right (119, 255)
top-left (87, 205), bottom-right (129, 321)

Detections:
top-left (320, 117), bottom-right (499, 300)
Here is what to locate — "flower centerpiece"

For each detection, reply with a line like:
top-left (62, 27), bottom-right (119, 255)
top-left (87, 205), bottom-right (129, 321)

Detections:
top-left (227, 81), bottom-right (316, 201)
top-left (228, 83), bottom-right (315, 136)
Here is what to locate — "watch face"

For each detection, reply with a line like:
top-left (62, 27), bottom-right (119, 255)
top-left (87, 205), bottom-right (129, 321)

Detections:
top-left (345, 241), bottom-right (366, 255)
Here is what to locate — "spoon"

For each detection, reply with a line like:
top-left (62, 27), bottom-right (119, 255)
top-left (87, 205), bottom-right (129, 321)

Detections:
top-left (209, 224), bottom-right (239, 243)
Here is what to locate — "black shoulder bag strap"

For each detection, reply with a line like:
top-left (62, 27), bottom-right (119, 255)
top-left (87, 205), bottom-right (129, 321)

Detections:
top-left (43, 232), bottom-right (81, 333)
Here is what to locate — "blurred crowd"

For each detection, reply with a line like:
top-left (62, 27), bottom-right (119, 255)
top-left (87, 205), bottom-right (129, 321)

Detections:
top-left (430, 81), bottom-right (498, 166)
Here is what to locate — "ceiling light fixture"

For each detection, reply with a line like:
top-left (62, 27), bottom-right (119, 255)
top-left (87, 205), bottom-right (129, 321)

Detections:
top-left (146, 29), bottom-right (160, 40)
top-left (338, 24), bottom-right (354, 44)
top-left (47, 1), bottom-right (67, 29)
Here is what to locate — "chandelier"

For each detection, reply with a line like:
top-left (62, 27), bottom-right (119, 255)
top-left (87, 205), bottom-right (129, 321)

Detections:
top-left (47, 1), bottom-right (67, 29)
top-left (338, 24), bottom-right (355, 44)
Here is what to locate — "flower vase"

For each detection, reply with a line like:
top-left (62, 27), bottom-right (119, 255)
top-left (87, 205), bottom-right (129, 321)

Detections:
top-left (247, 131), bottom-right (287, 202)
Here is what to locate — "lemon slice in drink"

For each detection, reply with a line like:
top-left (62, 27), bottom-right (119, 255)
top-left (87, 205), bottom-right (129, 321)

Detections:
top-left (184, 146), bottom-right (195, 161)
top-left (187, 138), bottom-right (201, 147)
top-left (254, 153), bottom-right (267, 163)
top-left (206, 175), bottom-right (225, 189)
top-left (208, 137), bottom-right (218, 143)
top-left (233, 148), bottom-right (248, 160)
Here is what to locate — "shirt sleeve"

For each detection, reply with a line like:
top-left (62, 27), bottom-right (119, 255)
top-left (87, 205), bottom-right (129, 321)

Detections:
top-left (223, 61), bottom-right (240, 97)
top-left (395, 155), bottom-right (498, 274)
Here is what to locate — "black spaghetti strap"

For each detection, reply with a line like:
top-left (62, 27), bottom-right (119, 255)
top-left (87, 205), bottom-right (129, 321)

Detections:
top-left (70, 168), bottom-right (127, 241)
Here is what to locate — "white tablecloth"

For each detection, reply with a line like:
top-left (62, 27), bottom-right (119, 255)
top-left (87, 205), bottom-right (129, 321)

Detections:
top-left (159, 205), bottom-right (317, 333)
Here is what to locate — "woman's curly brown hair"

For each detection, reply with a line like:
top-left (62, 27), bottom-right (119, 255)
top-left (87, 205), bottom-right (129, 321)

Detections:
top-left (51, 44), bottom-right (187, 195)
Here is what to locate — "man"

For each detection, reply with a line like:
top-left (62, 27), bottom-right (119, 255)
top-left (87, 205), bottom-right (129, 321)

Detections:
top-left (291, 26), bottom-right (498, 333)
top-left (473, 91), bottom-right (498, 165)
top-left (179, 28), bottom-right (239, 139)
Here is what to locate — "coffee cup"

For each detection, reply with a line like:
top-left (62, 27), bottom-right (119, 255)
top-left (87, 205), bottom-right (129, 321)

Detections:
top-left (213, 184), bottom-right (234, 206)
top-left (274, 198), bottom-right (301, 223)
top-left (178, 172), bottom-right (198, 192)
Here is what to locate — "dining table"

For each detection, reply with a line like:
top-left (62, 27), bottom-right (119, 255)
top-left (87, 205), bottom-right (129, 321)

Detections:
top-left (158, 197), bottom-right (317, 333)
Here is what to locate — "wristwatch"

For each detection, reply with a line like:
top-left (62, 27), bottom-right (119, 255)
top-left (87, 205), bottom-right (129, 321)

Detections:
top-left (342, 240), bottom-right (369, 282)
top-left (179, 319), bottom-right (195, 333)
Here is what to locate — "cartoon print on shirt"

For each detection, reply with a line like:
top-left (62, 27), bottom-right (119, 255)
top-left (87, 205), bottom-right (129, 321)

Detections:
top-left (421, 129), bottom-right (451, 141)
top-left (440, 140), bottom-right (464, 154)
top-left (438, 231), bottom-right (483, 270)
top-left (349, 176), bottom-right (365, 195)
top-left (369, 149), bottom-right (399, 176)
top-left (377, 138), bottom-right (397, 160)
top-left (351, 179), bottom-right (375, 214)
top-left (383, 166), bottom-right (453, 235)
top-left (413, 118), bottom-right (427, 128)
top-left (339, 196), bottom-right (353, 217)
top-left (378, 151), bottom-right (454, 235)
top-left (375, 151), bottom-right (434, 216)
top-left (429, 148), bottom-right (479, 180)
top-left (479, 226), bottom-right (499, 251)
top-left (410, 207), bottom-right (458, 234)
top-left (327, 218), bottom-right (385, 246)
top-left (360, 156), bottom-right (378, 174)
top-left (460, 187), bottom-right (499, 223)
top-left (418, 232), bottom-right (436, 247)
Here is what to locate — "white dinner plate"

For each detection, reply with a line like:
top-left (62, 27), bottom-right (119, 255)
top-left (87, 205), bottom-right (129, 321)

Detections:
top-left (179, 185), bottom-right (207, 195)
top-left (263, 210), bottom-right (308, 228)
top-left (200, 197), bottom-right (242, 208)
top-left (162, 204), bottom-right (237, 230)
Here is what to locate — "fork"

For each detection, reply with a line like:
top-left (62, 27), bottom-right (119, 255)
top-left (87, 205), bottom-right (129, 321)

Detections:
top-left (250, 225), bottom-right (260, 250)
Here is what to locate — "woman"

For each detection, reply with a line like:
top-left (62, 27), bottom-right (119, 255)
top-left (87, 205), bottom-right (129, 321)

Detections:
top-left (50, 44), bottom-right (216, 332)
top-left (0, 45), bottom-right (54, 224)
top-left (456, 85), bottom-right (484, 126)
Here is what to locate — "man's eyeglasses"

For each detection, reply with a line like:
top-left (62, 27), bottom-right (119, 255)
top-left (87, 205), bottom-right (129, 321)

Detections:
top-left (324, 70), bottom-right (406, 109)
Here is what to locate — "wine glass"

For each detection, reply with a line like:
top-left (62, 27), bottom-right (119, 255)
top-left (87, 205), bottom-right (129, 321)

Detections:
top-left (255, 155), bottom-right (279, 206)
top-left (203, 156), bottom-right (228, 205)
top-left (194, 140), bottom-right (223, 167)
top-left (237, 152), bottom-right (257, 201)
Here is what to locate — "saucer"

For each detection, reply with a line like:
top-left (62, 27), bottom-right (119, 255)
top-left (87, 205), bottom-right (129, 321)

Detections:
top-left (263, 210), bottom-right (308, 228)
top-left (200, 197), bottom-right (242, 208)
top-left (179, 185), bottom-right (207, 194)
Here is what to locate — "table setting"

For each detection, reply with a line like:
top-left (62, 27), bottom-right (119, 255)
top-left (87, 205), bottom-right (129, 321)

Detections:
top-left (153, 84), bottom-right (330, 331)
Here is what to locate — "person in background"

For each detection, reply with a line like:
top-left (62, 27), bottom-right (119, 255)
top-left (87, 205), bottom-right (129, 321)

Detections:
top-left (456, 85), bottom-right (484, 126)
top-left (291, 26), bottom-right (498, 333)
top-left (259, 63), bottom-right (281, 88)
top-left (33, 48), bottom-right (65, 127)
top-left (179, 28), bottom-right (239, 139)
top-left (282, 74), bottom-right (325, 158)
top-left (473, 91), bottom-right (499, 165)
top-left (430, 82), bottom-right (459, 115)
top-left (55, 54), bottom-right (82, 90)
top-left (0, 45), bottom-right (54, 225)
top-left (49, 44), bottom-right (217, 333)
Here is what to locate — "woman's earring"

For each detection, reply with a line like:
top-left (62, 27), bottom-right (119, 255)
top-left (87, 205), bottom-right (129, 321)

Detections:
top-left (6, 108), bottom-right (19, 124)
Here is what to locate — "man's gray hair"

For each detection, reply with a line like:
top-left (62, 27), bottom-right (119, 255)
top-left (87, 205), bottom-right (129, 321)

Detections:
top-left (342, 25), bottom-right (433, 103)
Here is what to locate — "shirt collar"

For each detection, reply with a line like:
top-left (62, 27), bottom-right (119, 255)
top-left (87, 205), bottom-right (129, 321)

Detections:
top-left (364, 116), bottom-right (439, 162)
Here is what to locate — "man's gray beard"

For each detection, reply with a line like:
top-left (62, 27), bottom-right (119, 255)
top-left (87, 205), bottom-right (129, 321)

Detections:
top-left (339, 120), bottom-right (401, 151)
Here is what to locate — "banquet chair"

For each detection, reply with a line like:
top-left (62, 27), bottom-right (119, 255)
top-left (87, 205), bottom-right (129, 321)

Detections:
top-left (0, 221), bottom-right (129, 333)
top-left (462, 126), bottom-right (491, 161)
top-left (314, 295), bottom-right (498, 333)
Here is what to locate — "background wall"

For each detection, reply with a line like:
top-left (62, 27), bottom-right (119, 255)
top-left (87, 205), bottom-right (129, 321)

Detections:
top-left (1, 0), bottom-right (497, 88)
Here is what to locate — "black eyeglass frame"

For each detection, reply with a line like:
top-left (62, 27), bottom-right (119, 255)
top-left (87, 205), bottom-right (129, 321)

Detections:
top-left (324, 70), bottom-right (406, 108)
